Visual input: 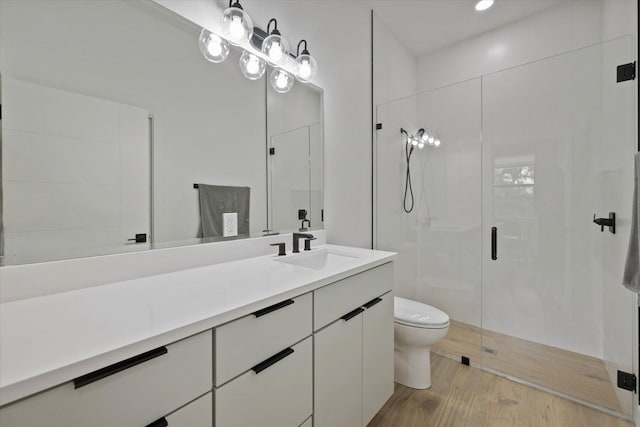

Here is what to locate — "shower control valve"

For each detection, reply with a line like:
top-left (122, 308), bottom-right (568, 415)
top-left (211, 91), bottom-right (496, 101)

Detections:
top-left (593, 212), bottom-right (615, 234)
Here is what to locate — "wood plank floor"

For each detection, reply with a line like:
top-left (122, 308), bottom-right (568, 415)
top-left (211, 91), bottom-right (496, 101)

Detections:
top-left (432, 320), bottom-right (624, 414)
top-left (368, 353), bottom-right (632, 427)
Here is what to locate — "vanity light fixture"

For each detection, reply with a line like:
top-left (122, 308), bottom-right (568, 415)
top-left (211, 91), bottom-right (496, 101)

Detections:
top-left (199, 4), bottom-right (318, 92)
top-left (270, 68), bottom-right (295, 93)
top-left (240, 50), bottom-right (266, 80)
top-left (262, 19), bottom-right (289, 66)
top-left (475, 0), bottom-right (494, 11)
top-left (221, 0), bottom-right (253, 45)
top-left (198, 29), bottom-right (230, 63)
top-left (295, 40), bottom-right (318, 82)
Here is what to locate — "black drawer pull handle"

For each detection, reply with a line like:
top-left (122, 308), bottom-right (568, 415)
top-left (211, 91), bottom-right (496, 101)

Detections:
top-left (252, 347), bottom-right (294, 374)
top-left (252, 299), bottom-right (295, 318)
top-left (73, 346), bottom-right (168, 389)
top-left (363, 298), bottom-right (382, 309)
top-left (145, 417), bottom-right (168, 427)
top-left (491, 227), bottom-right (497, 261)
top-left (341, 307), bottom-right (365, 322)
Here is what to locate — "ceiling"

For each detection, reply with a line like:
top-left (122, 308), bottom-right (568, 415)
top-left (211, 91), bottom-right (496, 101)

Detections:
top-left (368, 0), bottom-right (564, 56)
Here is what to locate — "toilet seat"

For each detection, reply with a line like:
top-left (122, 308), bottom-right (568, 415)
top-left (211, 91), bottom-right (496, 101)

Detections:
top-left (394, 297), bottom-right (450, 329)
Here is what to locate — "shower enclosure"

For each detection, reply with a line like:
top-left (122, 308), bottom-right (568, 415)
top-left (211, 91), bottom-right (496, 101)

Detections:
top-left (375, 35), bottom-right (637, 418)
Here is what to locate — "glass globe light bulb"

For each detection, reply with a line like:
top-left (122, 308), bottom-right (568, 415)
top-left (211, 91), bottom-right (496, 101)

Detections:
top-left (276, 72), bottom-right (288, 88)
top-left (221, 4), bottom-right (253, 45)
top-left (198, 29), bottom-right (230, 63)
top-left (411, 137), bottom-right (418, 147)
top-left (239, 51), bottom-right (266, 80)
top-left (418, 142), bottom-right (425, 149)
top-left (428, 135), bottom-right (435, 144)
top-left (299, 60), bottom-right (312, 79)
top-left (434, 139), bottom-right (441, 147)
top-left (295, 53), bottom-right (318, 82)
top-left (270, 42), bottom-right (283, 61)
top-left (247, 57), bottom-right (260, 74)
top-left (262, 34), bottom-right (290, 66)
top-left (269, 68), bottom-right (294, 93)
top-left (229, 16), bottom-right (245, 39)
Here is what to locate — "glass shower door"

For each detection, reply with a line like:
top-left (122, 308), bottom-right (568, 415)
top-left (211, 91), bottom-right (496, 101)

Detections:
top-left (481, 36), bottom-right (636, 417)
top-left (375, 79), bottom-right (484, 368)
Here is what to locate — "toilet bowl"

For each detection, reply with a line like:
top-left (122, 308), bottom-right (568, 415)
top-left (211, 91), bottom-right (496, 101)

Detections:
top-left (394, 296), bottom-right (450, 389)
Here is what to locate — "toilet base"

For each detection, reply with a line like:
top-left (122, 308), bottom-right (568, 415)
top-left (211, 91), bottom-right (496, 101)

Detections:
top-left (394, 345), bottom-right (432, 389)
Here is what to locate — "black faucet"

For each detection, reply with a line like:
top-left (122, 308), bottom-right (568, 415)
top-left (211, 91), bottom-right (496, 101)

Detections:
top-left (292, 232), bottom-right (314, 253)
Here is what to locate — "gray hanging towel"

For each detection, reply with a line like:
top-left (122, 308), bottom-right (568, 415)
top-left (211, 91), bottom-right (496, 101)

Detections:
top-left (623, 153), bottom-right (640, 293)
top-left (197, 184), bottom-right (250, 238)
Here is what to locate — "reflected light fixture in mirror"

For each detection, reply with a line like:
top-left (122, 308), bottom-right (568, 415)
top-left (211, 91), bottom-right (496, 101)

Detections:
top-left (262, 18), bottom-right (289, 66)
top-left (295, 40), bottom-right (318, 82)
top-left (270, 68), bottom-right (295, 93)
top-left (198, 29), bottom-right (230, 63)
top-left (221, 0), bottom-right (253, 45)
top-left (240, 50), bottom-right (267, 80)
top-left (475, 0), bottom-right (494, 11)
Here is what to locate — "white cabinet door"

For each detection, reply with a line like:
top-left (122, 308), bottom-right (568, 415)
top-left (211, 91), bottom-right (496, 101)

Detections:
top-left (314, 309), bottom-right (363, 427)
top-left (216, 337), bottom-right (312, 427)
top-left (362, 292), bottom-right (394, 425)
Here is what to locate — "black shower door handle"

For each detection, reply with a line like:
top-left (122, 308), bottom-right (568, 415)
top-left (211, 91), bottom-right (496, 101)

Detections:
top-left (491, 227), bottom-right (497, 261)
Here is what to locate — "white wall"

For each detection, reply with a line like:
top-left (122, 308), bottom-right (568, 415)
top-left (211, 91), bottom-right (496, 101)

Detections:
top-left (372, 13), bottom-right (419, 298)
top-left (417, 0), bottom-right (635, 91)
top-left (0, 0), bottom-right (267, 254)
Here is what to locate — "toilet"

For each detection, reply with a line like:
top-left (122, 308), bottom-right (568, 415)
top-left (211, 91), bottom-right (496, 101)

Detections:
top-left (394, 296), bottom-right (450, 389)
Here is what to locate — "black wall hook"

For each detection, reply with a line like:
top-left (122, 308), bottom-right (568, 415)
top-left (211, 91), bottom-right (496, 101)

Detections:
top-left (593, 212), bottom-right (616, 234)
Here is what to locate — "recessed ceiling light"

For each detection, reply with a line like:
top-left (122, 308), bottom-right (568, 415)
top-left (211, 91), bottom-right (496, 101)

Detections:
top-left (475, 0), bottom-right (494, 11)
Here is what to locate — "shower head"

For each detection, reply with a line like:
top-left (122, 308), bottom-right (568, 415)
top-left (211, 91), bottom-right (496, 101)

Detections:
top-left (402, 127), bottom-right (442, 150)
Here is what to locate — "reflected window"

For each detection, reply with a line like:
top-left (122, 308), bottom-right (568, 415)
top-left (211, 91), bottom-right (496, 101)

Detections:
top-left (493, 164), bottom-right (535, 219)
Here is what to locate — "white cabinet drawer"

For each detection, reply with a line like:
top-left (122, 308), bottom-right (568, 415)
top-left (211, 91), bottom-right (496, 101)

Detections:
top-left (215, 292), bottom-right (312, 386)
top-left (164, 392), bottom-right (212, 426)
top-left (0, 331), bottom-right (212, 427)
top-left (215, 336), bottom-right (312, 427)
top-left (314, 262), bottom-right (392, 330)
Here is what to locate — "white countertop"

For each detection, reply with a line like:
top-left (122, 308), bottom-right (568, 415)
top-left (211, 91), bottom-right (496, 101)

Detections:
top-left (0, 244), bottom-right (396, 406)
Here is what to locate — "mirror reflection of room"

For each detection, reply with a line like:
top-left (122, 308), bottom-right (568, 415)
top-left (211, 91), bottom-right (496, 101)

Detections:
top-left (0, 0), bottom-right (323, 265)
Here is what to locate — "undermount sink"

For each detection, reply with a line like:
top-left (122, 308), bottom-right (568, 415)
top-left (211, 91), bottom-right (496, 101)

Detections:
top-left (275, 248), bottom-right (359, 270)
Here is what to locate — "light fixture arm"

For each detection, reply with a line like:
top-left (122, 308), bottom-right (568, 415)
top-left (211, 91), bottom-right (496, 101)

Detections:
top-left (297, 39), bottom-right (309, 56)
top-left (267, 18), bottom-right (280, 35)
top-left (229, 0), bottom-right (243, 9)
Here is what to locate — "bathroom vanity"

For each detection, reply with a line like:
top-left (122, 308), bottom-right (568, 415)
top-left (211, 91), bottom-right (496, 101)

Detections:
top-left (0, 245), bottom-right (396, 427)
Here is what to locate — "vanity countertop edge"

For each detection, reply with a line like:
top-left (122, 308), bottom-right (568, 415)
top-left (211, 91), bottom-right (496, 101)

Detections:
top-left (0, 244), bottom-right (397, 406)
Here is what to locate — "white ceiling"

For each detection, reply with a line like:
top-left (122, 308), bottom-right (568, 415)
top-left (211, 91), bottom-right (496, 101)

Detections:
top-left (368, 0), bottom-right (564, 56)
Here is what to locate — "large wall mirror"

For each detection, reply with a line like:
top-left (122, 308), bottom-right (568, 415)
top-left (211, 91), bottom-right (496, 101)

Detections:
top-left (0, 0), bottom-right (323, 265)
